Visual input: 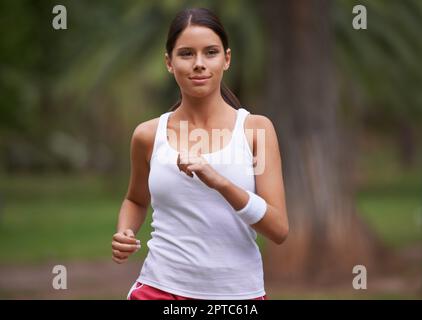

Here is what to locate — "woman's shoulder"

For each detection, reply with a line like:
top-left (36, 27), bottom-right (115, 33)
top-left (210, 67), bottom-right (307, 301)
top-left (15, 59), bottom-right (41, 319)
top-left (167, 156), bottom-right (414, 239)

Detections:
top-left (242, 110), bottom-right (277, 155)
top-left (243, 110), bottom-right (275, 131)
top-left (131, 115), bottom-right (163, 156)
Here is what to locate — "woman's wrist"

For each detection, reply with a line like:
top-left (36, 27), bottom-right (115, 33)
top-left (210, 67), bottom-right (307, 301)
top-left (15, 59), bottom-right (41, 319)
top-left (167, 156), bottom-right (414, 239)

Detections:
top-left (213, 175), bottom-right (230, 192)
top-left (235, 190), bottom-right (267, 225)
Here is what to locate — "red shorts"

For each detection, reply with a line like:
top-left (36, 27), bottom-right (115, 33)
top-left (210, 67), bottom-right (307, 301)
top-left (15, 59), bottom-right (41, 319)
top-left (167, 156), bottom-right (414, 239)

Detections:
top-left (127, 282), bottom-right (268, 300)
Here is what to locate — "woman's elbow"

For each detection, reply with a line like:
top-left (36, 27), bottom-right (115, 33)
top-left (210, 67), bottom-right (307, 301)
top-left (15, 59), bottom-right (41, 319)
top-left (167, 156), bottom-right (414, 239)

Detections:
top-left (273, 223), bottom-right (289, 245)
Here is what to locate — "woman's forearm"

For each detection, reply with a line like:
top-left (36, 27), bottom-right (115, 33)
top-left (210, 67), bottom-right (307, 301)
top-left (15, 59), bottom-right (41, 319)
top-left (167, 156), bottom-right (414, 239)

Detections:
top-left (116, 198), bottom-right (148, 235)
top-left (214, 178), bottom-right (288, 244)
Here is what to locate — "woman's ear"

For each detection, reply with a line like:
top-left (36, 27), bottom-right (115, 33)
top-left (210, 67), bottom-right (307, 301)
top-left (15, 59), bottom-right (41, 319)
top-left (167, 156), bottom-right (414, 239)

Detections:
top-left (165, 53), bottom-right (173, 73)
top-left (224, 48), bottom-right (231, 71)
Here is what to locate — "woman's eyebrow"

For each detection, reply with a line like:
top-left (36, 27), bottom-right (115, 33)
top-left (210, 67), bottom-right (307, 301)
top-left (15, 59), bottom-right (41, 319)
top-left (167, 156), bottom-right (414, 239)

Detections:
top-left (176, 45), bottom-right (221, 51)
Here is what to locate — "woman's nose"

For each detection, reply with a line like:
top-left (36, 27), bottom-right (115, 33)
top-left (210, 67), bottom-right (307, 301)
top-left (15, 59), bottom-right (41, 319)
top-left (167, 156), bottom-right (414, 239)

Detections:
top-left (193, 55), bottom-right (206, 70)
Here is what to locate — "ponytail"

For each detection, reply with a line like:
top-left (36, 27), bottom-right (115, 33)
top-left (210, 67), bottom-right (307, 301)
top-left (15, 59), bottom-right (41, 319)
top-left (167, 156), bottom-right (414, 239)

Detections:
top-left (168, 82), bottom-right (241, 111)
top-left (221, 83), bottom-right (242, 109)
top-left (169, 97), bottom-right (182, 112)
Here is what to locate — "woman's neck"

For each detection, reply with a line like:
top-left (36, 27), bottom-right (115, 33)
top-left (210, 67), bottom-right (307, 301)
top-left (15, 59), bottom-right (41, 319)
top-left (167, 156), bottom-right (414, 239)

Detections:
top-left (176, 89), bottom-right (231, 127)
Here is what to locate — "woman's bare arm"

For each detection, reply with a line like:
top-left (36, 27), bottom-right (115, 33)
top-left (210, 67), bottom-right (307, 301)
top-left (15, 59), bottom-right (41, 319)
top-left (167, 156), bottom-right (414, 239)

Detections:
top-left (215, 115), bottom-right (289, 244)
top-left (116, 121), bottom-right (155, 233)
top-left (112, 119), bottom-right (158, 263)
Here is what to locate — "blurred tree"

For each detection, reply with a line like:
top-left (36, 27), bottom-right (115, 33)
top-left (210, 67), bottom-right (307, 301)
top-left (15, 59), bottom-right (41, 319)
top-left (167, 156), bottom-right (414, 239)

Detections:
top-left (49, 0), bottom-right (263, 174)
top-left (334, 0), bottom-right (422, 168)
top-left (0, 0), bottom-right (72, 171)
top-left (1, 0), bottom-right (421, 173)
top-left (0, 0), bottom-right (420, 283)
top-left (261, 0), bottom-right (382, 283)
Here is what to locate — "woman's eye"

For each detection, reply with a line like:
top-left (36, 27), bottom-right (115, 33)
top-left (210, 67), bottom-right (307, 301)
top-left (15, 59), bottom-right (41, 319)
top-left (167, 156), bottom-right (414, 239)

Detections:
top-left (207, 50), bottom-right (218, 55)
top-left (179, 51), bottom-right (192, 57)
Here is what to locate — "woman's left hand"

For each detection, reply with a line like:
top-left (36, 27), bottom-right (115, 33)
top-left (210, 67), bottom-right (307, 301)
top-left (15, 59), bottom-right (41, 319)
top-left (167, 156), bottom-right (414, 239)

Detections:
top-left (177, 150), bottom-right (226, 190)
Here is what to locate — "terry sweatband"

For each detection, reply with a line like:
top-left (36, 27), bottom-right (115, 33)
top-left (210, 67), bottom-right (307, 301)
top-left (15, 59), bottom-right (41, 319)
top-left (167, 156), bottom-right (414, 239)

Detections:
top-left (235, 190), bottom-right (267, 225)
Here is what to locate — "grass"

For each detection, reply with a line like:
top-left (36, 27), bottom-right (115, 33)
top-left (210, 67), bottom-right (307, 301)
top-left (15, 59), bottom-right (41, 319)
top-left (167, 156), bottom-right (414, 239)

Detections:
top-left (0, 143), bottom-right (420, 264)
top-left (357, 192), bottom-right (421, 248)
top-left (0, 173), bottom-right (139, 263)
top-left (356, 140), bottom-right (422, 248)
top-left (0, 172), bottom-right (267, 264)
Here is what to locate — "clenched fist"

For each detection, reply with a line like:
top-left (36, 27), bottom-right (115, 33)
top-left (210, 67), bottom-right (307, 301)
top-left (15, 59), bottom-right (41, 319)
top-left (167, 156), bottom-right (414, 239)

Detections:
top-left (111, 229), bottom-right (141, 264)
top-left (177, 149), bottom-right (227, 190)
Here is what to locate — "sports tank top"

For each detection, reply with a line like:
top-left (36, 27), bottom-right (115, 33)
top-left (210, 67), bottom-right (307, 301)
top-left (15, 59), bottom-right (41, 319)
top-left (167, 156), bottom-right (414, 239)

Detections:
top-left (137, 107), bottom-right (266, 299)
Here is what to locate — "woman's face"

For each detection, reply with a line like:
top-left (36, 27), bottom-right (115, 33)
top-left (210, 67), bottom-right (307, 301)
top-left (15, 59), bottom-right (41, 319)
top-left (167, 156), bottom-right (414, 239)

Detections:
top-left (165, 25), bottom-right (231, 98)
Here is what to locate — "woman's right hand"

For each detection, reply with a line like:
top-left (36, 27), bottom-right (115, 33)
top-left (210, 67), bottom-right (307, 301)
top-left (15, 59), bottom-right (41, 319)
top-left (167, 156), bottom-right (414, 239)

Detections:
top-left (112, 229), bottom-right (141, 264)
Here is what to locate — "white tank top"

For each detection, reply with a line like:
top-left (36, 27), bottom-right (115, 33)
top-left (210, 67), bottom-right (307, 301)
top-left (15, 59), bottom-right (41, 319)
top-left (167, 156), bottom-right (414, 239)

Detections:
top-left (137, 107), bottom-right (266, 299)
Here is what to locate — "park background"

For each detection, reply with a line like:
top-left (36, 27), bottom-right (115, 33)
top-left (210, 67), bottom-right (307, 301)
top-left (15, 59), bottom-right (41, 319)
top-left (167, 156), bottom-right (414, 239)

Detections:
top-left (0, 0), bottom-right (421, 299)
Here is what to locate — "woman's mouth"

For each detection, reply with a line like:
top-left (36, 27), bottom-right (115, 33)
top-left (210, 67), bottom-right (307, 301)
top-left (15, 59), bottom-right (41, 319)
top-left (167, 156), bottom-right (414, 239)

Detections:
top-left (189, 75), bottom-right (211, 85)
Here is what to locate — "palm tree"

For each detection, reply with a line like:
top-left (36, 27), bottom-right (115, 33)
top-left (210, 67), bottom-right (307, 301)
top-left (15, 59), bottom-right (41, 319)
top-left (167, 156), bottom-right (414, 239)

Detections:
top-left (57, 0), bottom-right (264, 171)
top-left (261, 0), bottom-right (377, 284)
top-left (260, 0), bottom-right (422, 285)
top-left (334, 0), bottom-right (422, 168)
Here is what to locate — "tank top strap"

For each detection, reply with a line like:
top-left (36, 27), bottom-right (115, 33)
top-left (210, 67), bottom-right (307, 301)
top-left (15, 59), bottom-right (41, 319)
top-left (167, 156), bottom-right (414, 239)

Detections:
top-left (233, 107), bottom-right (250, 137)
top-left (158, 111), bottom-right (173, 144)
top-left (151, 111), bottom-right (173, 159)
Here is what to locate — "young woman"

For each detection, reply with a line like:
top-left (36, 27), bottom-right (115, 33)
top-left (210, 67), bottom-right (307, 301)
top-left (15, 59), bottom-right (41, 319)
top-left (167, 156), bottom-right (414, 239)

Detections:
top-left (112, 7), bottom-right (289, 300)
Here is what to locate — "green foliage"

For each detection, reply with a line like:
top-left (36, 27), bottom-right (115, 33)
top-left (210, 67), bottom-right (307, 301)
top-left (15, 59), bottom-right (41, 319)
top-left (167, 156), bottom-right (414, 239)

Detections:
top-left (0, 142), bottom-right (420, 264)
top-left (356, 140), bottom-right (422, 248)
top-left (2, 0), bottom-right (421, 172)
top-left (335, 0), bottom-right (422, 125)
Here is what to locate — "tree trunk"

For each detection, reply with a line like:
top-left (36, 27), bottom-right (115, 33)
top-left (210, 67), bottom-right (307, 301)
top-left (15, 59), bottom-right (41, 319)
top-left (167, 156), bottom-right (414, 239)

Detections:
top-left (261, 0), bottom-right (383, 285)
top-left (396, 119), bottom-right (416, 169)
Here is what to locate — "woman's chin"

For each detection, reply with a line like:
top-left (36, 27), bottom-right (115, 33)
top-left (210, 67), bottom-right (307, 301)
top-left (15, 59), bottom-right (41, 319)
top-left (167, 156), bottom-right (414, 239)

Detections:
top-left (187, 87), bottom-right (213, 98)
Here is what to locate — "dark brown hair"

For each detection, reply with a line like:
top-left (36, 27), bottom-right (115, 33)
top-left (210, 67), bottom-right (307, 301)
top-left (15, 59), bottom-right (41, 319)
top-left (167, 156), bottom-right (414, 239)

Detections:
top-left (166, 8), bottom-right (241, 111)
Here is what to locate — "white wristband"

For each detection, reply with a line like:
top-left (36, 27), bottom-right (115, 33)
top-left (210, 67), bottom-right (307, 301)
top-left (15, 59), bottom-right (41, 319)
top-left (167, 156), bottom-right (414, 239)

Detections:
top-left (235, 190), bottom-right (267, 225)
